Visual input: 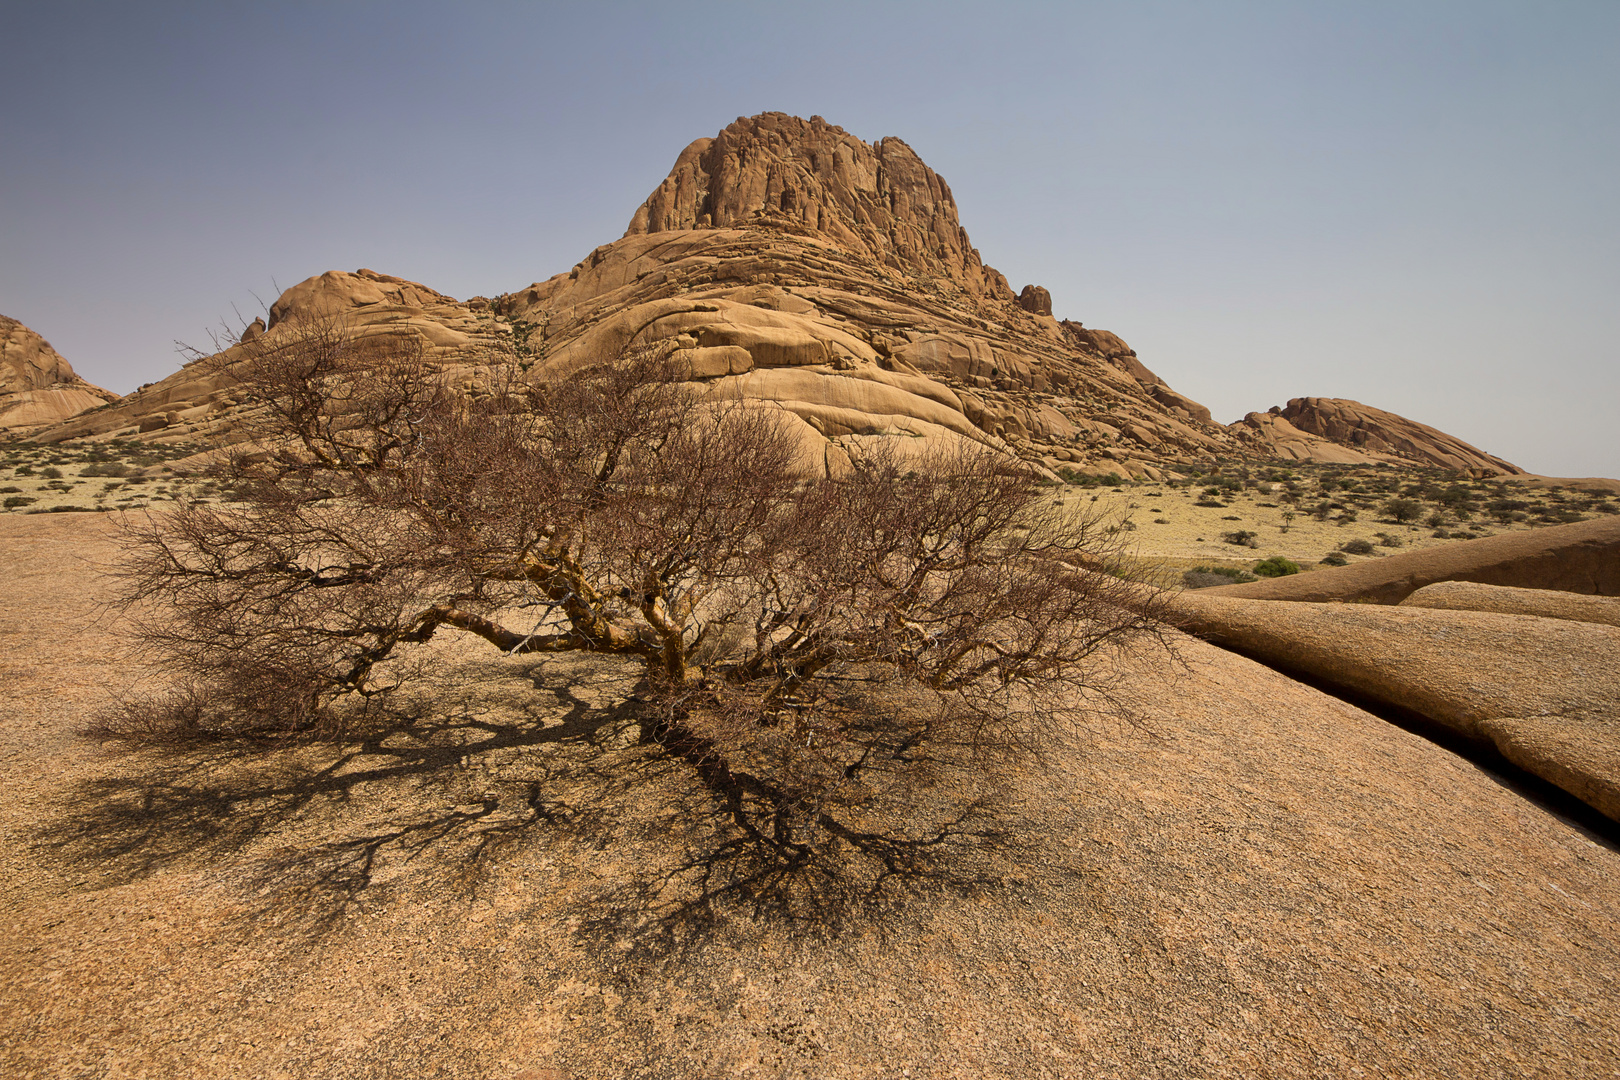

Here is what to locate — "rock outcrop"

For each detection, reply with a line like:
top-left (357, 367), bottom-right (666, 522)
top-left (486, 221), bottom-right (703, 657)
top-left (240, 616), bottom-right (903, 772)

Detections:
top-left (1175, 592), bottom-right (1620, 822)
top-left (34, 115), bottom-right (1239, 477)
top-left (1200, 516), bottom-right (1620, 603)
top-left (1399, 580), bottom-right (1620, 628)
top-left (35, 270), bottom-right (497, 445)
top-left (625, 112), bottom-right (1015, 303)
top-left (0, 315), bottom-right (118, 433)
top-left (481, 114), bottom-right (1243, 477)
top-left (1234, 397), bottom-right (1523, 476)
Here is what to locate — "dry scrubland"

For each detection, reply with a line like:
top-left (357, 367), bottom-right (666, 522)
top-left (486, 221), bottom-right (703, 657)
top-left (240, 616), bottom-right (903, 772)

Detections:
top-left (3, 479), bottom-right (1619, 1077)
top-left (1048, 461), bottom-right (1619, 584)
top-left (8, 444), bottom-right (1616, 587)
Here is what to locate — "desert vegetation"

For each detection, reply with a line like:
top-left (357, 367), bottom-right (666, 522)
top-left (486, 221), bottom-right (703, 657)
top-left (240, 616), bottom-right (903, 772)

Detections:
top-left (99, 321), bottom-right (1173, 908)
top-left (0, 438), bottom-right (208, 513)
top-left (1058, 458), bottom-right (1616, 581)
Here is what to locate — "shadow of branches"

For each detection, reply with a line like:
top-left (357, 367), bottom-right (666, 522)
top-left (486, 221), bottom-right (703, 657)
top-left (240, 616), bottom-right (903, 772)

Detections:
top-left (41, 657), bottom-right (1040, 964)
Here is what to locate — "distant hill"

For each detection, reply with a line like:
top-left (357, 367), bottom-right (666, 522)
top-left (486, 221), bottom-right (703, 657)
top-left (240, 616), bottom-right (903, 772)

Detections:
top-left (25, 112), bottom-right (1532, 481)
top-left (0, 314), bottom-right (118, 434)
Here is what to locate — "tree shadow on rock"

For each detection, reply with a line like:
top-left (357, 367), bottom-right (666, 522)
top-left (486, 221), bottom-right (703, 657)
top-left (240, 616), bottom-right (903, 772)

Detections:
top-left (41, 657), bottom-right (1040, 959)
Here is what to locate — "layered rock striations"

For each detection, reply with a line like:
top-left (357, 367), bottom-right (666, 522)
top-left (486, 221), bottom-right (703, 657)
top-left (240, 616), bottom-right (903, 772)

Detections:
top-left (0, 315), bottom-right (118, 433)
top-left (1233, 396), bottom-right (1523, 476)
top-left (30, 113), bottom-right (1530, 486)
top-left (487, 112), bottom-right (1236, 477)
top-left (36, 270), bottom-right (499, 444)
top-left (626, 113), bottom-right (1014, 302)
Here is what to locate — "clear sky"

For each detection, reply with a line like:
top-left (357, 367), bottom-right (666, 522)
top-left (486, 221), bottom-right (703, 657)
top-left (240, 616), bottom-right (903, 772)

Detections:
top-left (3, 1), bottom-right (1616, 477)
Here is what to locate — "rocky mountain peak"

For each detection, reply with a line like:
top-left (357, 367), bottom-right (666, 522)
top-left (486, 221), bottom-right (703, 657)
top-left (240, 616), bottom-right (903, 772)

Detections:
top-left (0, 314), bottom-right (118, 432)
top-left (625, 112), bottom-right (1015, 302)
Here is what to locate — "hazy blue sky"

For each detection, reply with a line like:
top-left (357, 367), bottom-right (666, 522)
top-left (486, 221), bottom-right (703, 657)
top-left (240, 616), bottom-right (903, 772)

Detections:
top-left (3, 1), bottom-right (1616, 476)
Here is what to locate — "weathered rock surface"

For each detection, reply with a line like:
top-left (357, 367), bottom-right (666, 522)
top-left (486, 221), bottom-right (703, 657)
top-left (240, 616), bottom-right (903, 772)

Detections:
top-left (626, 112), bottom-right (1015, 302)
top-left (1175, 592), bottom-right (1620, 821)
top-left (18, 114), bottom-right (1566, 492)
top-left (34, 269), bottom-right (498, 445)
top-left (1202, 516), bottom-right (1620, 603)
top-left (1234, 397), bottom-right (1523, 476)
top-left (33, 115), bottom-right (1241, 478)
top-left (1016, 284), bottom-right (1052, 316)
top-left (1401, 580), bottom-right (1620, 628)
top-left (0, 314), bottom-right (118, 433)
top-left (1230, 407), bottom-right (1388, 466)
top-left (4, 513), bottom-right (1619, 1077)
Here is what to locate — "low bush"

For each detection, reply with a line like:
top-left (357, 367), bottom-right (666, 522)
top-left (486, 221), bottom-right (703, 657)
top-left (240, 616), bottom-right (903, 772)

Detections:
top-left (1384, 497), bottom-right (1422, 523)
top-left (1374, 532), bottom-right (1404, 548)
top-left (1252, 556), bottom-right (1301, 577)
top-left (1221, 529), bottom-right (1259, 548)
top-left (1320, 552), bottom-right (1349, 566)
top-left (1340, 538), bottom-right (1375, 555)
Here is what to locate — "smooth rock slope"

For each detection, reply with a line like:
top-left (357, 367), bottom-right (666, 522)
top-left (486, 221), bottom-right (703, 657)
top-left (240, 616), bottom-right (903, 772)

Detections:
top-left (0, 314), bottom-right (118, 432)
top-left (1175, 592), bottom-right (1620, 822)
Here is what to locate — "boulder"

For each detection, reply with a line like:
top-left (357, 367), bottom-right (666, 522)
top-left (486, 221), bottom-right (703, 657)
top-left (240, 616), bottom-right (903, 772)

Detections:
top-left (1016, 284), bottom-right (1052, 316)
top-left (1201, 516), bottom-right (1620, 602)
top-left (1400, 580), bottom-right (1620, 628)
top-left (1174, 592), bottom-right (1620, 821)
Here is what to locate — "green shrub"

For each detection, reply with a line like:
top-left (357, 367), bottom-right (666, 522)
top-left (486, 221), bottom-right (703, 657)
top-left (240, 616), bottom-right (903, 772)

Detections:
top-left (39, 466), bottom-right (63, 479)
top-left (1252, 556), bottom-right (1301, 578)
top-left (1340, 538), bottom-right (1375, 555)
top-left (1320, 552), bottom-right (1349, 566)
top-left (1374, 532), bottom-right (1404, 548)
top-left (1384, 497), bottom-right (1422, 522)
top-left (3, 496), bottom-right (37, 509)
top-left (1221, 529), bottom-right (1258, 548)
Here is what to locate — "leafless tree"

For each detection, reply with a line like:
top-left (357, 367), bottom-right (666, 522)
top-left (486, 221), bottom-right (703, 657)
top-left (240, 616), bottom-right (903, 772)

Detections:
top-left (108, 318), bottom-right (1172, 860)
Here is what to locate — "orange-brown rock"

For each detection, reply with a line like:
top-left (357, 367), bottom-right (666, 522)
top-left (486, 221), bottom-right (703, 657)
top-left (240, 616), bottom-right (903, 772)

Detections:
top-left (1400, 580), bottom-right (1620, 628)
top-left (1234, 397), bottom-right (1523, 475)
top-left (1016, 284), bottom-right (1052, 316)
top-left (1175, 592), bottom-right (1620, 821)
top-left (35, 269), bottom-right (495, 445)
top-left (479, 114), bottom-right (1244, 478)
top-left (0, 314), bottom-right (118, 434)
top-left (626, 112), bottom-right (1015, 303)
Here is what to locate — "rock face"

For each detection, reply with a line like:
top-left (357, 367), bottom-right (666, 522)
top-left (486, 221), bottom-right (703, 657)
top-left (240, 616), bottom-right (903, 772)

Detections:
top-left (1400, 580), bottom-right (1620, 628)
top-left (1235, 397), bottom-right (1522, 476)
top-left (35, 115), bottom-right (1237, 477)
top-left (0, 315), bottom-right (117, 433)
top-left (15, 114), bottom-right (1564, 492)
top-left (1175, 592), bottom-right (1620, 822)
top-left (1016, 284), bottom-right (1052, 316)
top-left (1201, 516), bottom-right (1620, 603)
top-left (36, 270), bottom-right (497, 445)
top-left (625, 112), bottom-right (1015, 302)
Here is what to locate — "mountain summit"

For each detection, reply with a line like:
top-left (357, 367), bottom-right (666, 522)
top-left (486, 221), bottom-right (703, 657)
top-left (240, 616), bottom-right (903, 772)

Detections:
top-left (627, 112), bottom-right (1014, 303)
top-left (28, 112), bottom-right (1524, 478)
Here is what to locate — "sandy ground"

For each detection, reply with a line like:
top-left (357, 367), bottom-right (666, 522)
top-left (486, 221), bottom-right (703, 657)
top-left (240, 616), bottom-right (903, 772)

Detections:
top-left (3, 512), bottom-right (1620, 1078)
